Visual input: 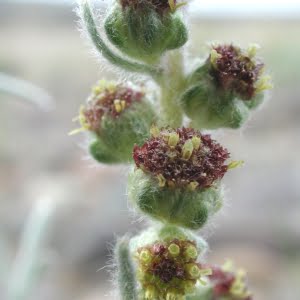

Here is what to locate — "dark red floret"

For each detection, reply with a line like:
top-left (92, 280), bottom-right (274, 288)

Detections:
top-left (151, 258), bottom-right (185, 283)
top-left (210, 44), bottom-right (264, 100)
top-left (83, 84), bottom-right (144, 134)
top-left (133, 127), bottom-right (230, 189)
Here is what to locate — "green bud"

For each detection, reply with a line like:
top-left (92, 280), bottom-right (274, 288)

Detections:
top-left (71, 81), bottom-right (156, 164)
top-left (104, 1), bottom-right (188, 64)
top-left (181, 44), bottom-right (272, 129)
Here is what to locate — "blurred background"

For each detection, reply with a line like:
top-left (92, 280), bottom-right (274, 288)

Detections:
top-left (0, 0), bottom-right (300, 299)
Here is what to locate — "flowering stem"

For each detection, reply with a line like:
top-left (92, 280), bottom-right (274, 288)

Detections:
top-left (81, 0), bottom-right (162, 79)
top-left (159, 50), bottom-right (187, 127)
top-left (116, 237), bottom-right (138, 300)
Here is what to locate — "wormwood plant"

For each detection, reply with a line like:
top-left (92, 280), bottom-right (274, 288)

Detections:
top-left (74, 1), bottom-right (272, 299)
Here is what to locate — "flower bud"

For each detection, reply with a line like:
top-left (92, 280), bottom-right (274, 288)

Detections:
top-left (104, 0), bottom-right (188, 64)
top-left (71, 80), bottom-right (156, 163)
top-left (129, 127), bottom-right (237, 229)
top-left (206, 260), bottom-right (253, 300)
top-left (129, 224), bottom-right (209, 299)
top-left (181, 43), bottom-right (272, 129)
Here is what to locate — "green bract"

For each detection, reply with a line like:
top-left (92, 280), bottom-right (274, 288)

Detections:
top-left (104, 3), bottom-right (188, 64)
top-left (128, 169), bottom-right (223, 230)
top-left (89, 101), bottom-right (155, 163)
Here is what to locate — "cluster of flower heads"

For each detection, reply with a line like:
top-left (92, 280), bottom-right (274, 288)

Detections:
top-left (119, 0), bottom-right (185, 13)
top-left (209, 44), bottom-right (272, 100)
top-left (133, 127), bottom-right (236, 190)
top-left (205, 260), bottom-right (252, 300)
top-left (74, 81), bottom-right (144, 135)
top-left (135, 238), bottom-right (211, 299)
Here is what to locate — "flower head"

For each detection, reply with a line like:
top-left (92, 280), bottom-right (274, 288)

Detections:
top-left (206, 260), bottom-right (253, 300)
top-left (133, 127), bottom-right (231, 190)
top-left (209, 44), bottom-right (272, 100)
top-left (136, 238), bottom-right (211, 299)
top-left (78, 80), bottom-right (144, 135)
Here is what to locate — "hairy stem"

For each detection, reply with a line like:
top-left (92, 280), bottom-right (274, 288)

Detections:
top-left (159, 50), bottom-right (187, 127)
top-left (115, 237), bottom-right (138, 300)
top-left (81, 0), bottom-right (162, 79)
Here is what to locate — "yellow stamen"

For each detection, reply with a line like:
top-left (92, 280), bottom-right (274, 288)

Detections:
top-left (68, 127), bottom-right (87, 136)
top-left (121, 100), bottom-right (126, 110)
top-left (199, 268), bottom-right (212, 276)
top-left (157, 174), bottom-right (166, 187)
top-left (150, 125), bottom-right (160, 137)
top-left (210, 49), bottom-right (222, 68)
top-left (168, 132), bottom-right (180, 148)
top-left (182, 139), bottom-right (194, 160)
top-left (227, 160), bottom-right (244, 169)
top-left (247, 43), bottom-right (260, 58)
top-left (168, 243), bottom-right (180, 256)
top-left (139, 249), bottom-right (152, 264)
top-left (255, 75), bottom-right (273, 93)
top-left (184, 244), bottom-right (198, 259)
top-left (192, 136), bottom-right (201, 150)
top-left (114, 99), bottom-right (123, 113)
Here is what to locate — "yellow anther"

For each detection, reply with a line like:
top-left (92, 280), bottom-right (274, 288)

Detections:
top-left (107, 81), bottom-right (117, 93)
top-left (121, 100), bottom-right (126, 110)
top-left (168, 243), bottom-right (180, 257)
top-left (182, 139), bottom-right (194, 160)
top-left (186, 263), bottom-right (201, 279)
top-left (144, 285), bottom-right (158, 300)
top-left (210, 49), bottom-right (222, 68)
top-left (247, 43), bottom-right (260, 58)
top-left (222, 259), bottom-right (234, 272)
top-left (187, 181), bottom-right (199, 191)
top-left (69, 105), bottom-right (90, 136)
top-left (227, 160), bottom-right (244, 170)
top-left (184, 244), bottom-right (198, 260)
top-left (199, 268), bottom-right (212, 276)
top-left (255, 75), bottom-right (273, 93)
top-left (139, 249), bottom-right (152, 264)
top-left (150, 125), bottom-right (160, 137)
top-left (92, 86), bottom-right (102, 95)
top-left (114, 99), bottom-right (123, 113)
top-left (192, 136), bottom-right (201, 150)
top-left (157, 174), bottom-right (166, 187)
top-left (68, 127), bottom-right (87, 136)
top-left (168, 132), bottom-right (180, 148)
